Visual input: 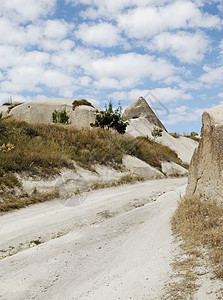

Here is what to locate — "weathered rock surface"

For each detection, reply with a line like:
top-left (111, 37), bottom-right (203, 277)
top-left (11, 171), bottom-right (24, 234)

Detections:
top-left (122, 96), bottom-right (166, 130)
top-left (126, 117), bottom-right (198, 164)
top-left (0, 105), bottom-right (10, 117)
top-left (161, 162), bottom-right (188, 177)
top-left (122, 155), bottom-right (164, 179)
top-left (9, 98), bottom-right (98, 128)
top-left (186, 104), bottom-right (223, 201)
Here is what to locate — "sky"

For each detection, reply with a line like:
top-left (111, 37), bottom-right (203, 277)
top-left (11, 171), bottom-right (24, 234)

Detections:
top-left (0, 0), bottom-right (223, 134)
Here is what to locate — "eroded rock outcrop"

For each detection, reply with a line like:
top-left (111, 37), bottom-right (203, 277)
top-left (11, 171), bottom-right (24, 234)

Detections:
top-left (122, 96), bottom-right (166, 130)
top-left (9, 98), bottom-right (98, 129)
top-left (186, 104), bottom-right (223, 201)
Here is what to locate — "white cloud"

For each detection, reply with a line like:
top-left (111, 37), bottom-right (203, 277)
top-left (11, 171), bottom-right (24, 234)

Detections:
top-left (0, 0), bottom-right (56, 23)
top-left (0, 93), bottom-right (29, 104)
top-left (179, 80), bottom-right (204, 90)
top-left (118, 1), bottom-right (221, 39)
top-left (148, 31), bottom-right (209, 63)
top-left (200, 65), bottom-right (223, 84)
top-left (164, 106), bottom-right (205, 125)
top-left (0, 18), bottom-right (27, 45)
top-left (109, 87), bottom-right (191, 103)
top-left (43, 20), bottom-right (72, 40)
top-left (68, 0), bottom-right (165, 19)
top-left (86, 53), bottom-right (177, 89)
top-left (75, 22), bottom-right (122, 47)
top-left (218, 92), bottom-right (223, 98)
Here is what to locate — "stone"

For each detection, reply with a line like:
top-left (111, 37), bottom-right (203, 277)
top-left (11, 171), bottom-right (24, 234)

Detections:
top-left (9, 98), bottom-right (98, 129)
top-left (161, 162), bottom-right (188, 177)
top-left (122, 155), bottom-right (164, 179)
top-left (186, 104), bottom-right (223, 201)
top-left (122, 96), bottom-right (166, 130)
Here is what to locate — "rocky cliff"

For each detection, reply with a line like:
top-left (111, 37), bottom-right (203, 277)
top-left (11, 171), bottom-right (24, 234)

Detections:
top-left (186, 104), bottom-right (223, 201)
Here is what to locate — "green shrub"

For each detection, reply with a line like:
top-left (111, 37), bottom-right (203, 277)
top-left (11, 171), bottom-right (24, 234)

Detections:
top-left (151, 126), bottom-right (163, 140)
top-left (90, 101), bottom-right (129, 134)
top-left (52, 109), bottom-right (70, 124)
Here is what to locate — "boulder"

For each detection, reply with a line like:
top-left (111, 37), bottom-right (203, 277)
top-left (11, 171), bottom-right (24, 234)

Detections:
top-left (186, 104), bottom-right (223, 201)
top-left (0, 105), bottom-right (10, 117)
top-left (122, 155), bottom-right (164, 179)
top-left (9, 98), bottom-right (98, 128)
top-left (161, 162), bottom-right (188, 177)
top-left (122, 96), bottom-right (166, 130)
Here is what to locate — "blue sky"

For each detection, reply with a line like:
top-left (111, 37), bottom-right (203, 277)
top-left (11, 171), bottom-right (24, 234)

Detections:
top-left (0, 0), bottom-right (223, 134)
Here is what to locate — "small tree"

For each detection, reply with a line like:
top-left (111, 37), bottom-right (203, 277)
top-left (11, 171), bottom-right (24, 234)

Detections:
top-left (52, 109), bottom-right (69, 124)
top-left (151, 126), bottom-right (163, 140)
top-left (90, 101), bottom-right (129, 134)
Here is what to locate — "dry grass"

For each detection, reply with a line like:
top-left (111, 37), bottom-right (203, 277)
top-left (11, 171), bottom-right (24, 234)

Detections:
top-left (167, 195), bottom-right (223, 298)
top-left (0, 117), bottom-right (186, 210)
top-left (172, 195), bottom-right (223, 278)
top-left (72, 99), bottom-right (94, 110)
top-left (169, 132), bottom-right (181, 138)
top-left (135, 136), bottom-right (188, 170)
top-left (90, 174), bottom-right (145, 190)
top-left (0, 190), bottom-right (59, 213)
top-left (7, 102), bottom-right (24, 113)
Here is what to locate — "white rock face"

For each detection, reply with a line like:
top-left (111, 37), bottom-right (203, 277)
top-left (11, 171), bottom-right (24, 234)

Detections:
top-left (122, 96), bottom-right (166, 130)
top-left (122, 155), bottom-right (164, 179)
top-left (0, 105), bottom-right (10, 116)
top-left (186, 104), bottom-right (223, 201)
top-left (161, 162), bottom-right (188, 177)
top-left (126, 118), bottom-right (198, 164)
top-left (9, 98), bottom-right (97, 128)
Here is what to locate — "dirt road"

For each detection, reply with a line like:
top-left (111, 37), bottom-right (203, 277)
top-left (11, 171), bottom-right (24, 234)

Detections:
top-left (0, 177), bottom-right (186, 300)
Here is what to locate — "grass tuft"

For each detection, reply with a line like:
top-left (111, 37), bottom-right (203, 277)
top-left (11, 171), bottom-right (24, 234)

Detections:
top-left (170, 195), bottom-right (223, 295)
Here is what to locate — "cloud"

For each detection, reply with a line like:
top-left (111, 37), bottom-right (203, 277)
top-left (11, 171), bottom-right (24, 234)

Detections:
top-left (85, 53), bottom-right (177, 89)
top-left (200, 65), bottom-right (223, 84)
top-left (148, 31), bottom-right (209, 63)
top-left (0, 0), bottom-right (56, 23)
top-left (118, 1), bottom-right (221, 39)
top-left (164, 106), bottom-right (205, 125)
top-left (75, 22), bottom-right (122, 47)
top-left (67, 0), bottom-right (165, 19)
top-left (109, 87), bottom-right (191, 103)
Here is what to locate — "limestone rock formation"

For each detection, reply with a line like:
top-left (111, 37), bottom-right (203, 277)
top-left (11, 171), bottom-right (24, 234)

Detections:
top-left (122, 96), bottom-right (166, 130)
top-left (161, 162), bottom-right (188, 177)
top-left (9, 98), bottom-right (98, 128)
top-left (186, 104), bottom-right (223, 201)
top-left (122, 155), bottom-right (164, 179)
top-left (125, 117), bottom-right (198, 165)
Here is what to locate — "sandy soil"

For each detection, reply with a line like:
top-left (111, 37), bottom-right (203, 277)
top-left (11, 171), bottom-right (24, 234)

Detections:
top-left (0, 178), bottom-right (187, 300)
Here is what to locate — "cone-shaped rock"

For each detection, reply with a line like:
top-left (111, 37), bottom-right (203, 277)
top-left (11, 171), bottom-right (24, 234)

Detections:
top-left (122, 96), bottom-right (166, 131)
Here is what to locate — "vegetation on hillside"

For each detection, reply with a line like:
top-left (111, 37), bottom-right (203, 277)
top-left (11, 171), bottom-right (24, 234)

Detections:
top-left (52, 109), bottom-right (70, 124)
top-left (0, 116), bottom-right (186, 180)
top-left (0, 116), bottom-right (187, 211)
top-left (170, 131), bottom-right (200, 142)
top-left (168, 195), bottom-right (223, 298)
top-left (90, 101), bottom-right (129, 134)
top-left (72, 99), bottom-right (94, 110)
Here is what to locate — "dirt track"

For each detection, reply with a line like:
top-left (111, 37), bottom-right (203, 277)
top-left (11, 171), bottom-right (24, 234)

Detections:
top-left (0, 177), bottom-right (187, 300)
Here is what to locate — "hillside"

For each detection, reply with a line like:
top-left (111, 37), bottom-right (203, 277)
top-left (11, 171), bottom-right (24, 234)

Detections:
top-left (0, 115), bottom-right (188, 212)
